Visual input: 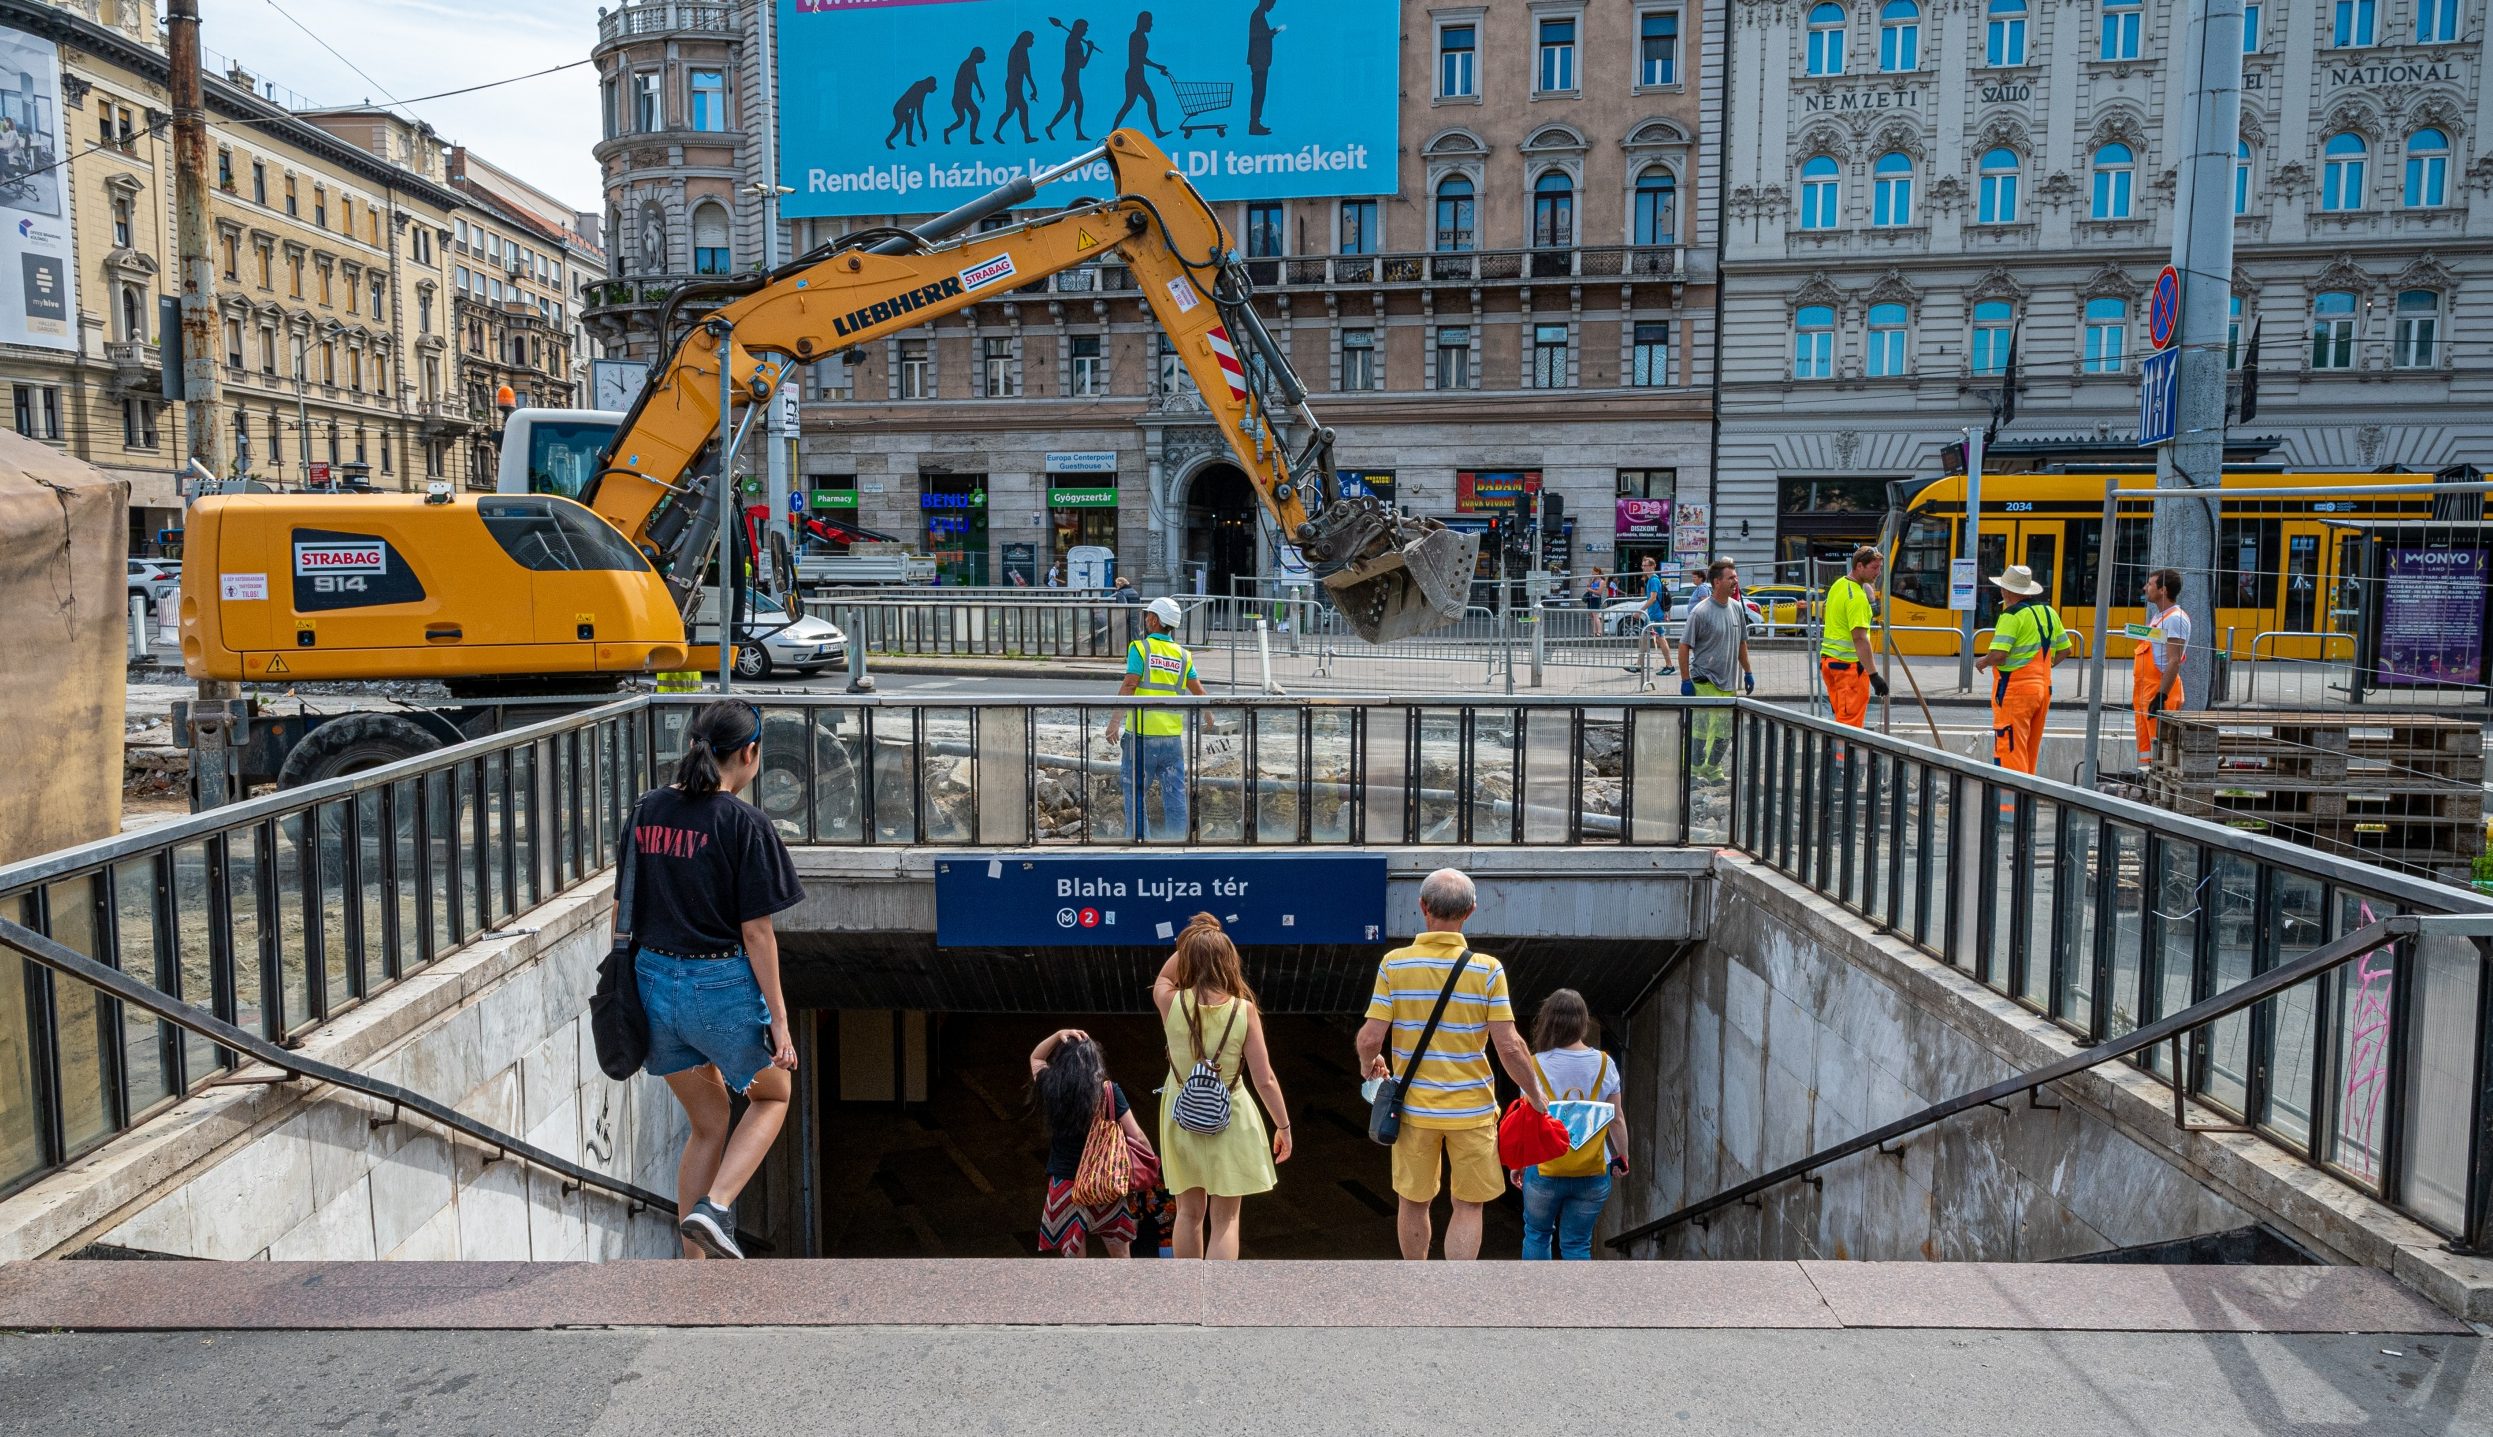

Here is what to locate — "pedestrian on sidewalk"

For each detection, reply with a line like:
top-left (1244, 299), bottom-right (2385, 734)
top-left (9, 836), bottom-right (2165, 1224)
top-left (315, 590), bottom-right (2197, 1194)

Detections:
top-left (1357, 868), bottom-right (1547, 1260)
top-left (1818, 546), bottom-right (1890, 729)
top-left (1031, 1027), bottom-right (1156, 1257)
top-left (2130, 567), bottom-right (2189, 768)
top-left (1105, 596), bottom-right (1205, 840)
top-left (1151, 914), bottom-right (1291, 1259)
top-left (1977, 564), bottom-right (2070, 776)
top-left (1624, 555), bottom-right (1677, 675)
top-left (1518, 988), bottom-right (1627, 1261)
top-left (1678, 557), bottom-right (1755, 781)
top-left (629, 700), bottom-right (805, 1260)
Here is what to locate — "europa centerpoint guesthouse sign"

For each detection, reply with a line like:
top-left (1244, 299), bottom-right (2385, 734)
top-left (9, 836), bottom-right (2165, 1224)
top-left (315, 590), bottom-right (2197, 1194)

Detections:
top-left (777, 0), bottom-right (1400, 219)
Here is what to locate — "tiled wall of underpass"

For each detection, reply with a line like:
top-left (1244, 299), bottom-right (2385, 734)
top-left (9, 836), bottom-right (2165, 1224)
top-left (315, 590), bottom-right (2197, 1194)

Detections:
top-left (97, 899), bottom-right (686, 1262)
top-left (1613, 860), bottom-right (2251, 1262)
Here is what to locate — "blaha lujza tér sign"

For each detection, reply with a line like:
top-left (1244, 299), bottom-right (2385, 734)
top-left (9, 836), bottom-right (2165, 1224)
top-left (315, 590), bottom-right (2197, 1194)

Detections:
top-left (778, 0), bottom-right (1399, 219)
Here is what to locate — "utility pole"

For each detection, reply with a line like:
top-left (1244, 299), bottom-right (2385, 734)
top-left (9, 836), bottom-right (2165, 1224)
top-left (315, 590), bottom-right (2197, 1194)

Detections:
top-left (171, 0), bottom-right (239, 810)
top-left (751, 0), bottom-right (794, 590)
top-left (1955, 425), bottom-right (1984, 693)
top-left (2147, 0), bottom-right (2242, 711)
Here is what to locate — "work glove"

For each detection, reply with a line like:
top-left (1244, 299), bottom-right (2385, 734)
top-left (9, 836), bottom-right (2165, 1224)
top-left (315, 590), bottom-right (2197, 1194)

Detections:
top-left (1743, 671), bottom-right (1757, 695)
top-left (1869, 672), bottom-right (1891, 698)
top-left (2148, 694), bottom-right (2166, 716)
top-left (1679, 679), bottom-right (1697, 697)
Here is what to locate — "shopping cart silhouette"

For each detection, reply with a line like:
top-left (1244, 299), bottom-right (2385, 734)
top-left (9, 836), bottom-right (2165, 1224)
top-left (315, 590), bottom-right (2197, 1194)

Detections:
top-left (1172, 79), bottom-right (1233, 138)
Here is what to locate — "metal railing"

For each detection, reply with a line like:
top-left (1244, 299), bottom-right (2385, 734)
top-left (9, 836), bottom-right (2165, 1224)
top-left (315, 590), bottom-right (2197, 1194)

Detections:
top-left (1684, 703), bottom-right (2493, 1251)
top-left (0, 700), bottom-right (646, 1200)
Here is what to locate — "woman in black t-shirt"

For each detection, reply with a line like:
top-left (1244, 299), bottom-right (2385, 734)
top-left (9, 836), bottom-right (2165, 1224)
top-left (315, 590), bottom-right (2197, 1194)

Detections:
top-left (1030, 1028), bottom-right (1155, 1257)
top-left (629, 700), bottom-right (806, 1260)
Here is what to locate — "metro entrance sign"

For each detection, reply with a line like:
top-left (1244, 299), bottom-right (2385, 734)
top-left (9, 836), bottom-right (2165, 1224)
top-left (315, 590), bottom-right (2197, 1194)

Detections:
top-left (933, 852), bottom-right (1388, 948)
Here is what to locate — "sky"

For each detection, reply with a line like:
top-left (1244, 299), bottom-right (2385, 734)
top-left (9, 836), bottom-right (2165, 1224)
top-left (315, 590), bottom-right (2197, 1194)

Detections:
top-left (197, 0), bottom-right (609, 211)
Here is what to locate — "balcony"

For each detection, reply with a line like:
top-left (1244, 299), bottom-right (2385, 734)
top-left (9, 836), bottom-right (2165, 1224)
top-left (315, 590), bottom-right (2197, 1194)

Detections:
top-left (104, 340), bottom-right (161, 391)
top-left (596, 1), bottom-right (735, 48)
top-left (1061, 245), bottom-right (1683, 295)
top-left (417, 398), bottom-right (476, 436)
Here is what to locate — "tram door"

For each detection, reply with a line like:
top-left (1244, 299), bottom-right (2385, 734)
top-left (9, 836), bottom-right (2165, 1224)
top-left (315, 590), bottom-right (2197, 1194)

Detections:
top-left (1974, 522), bottom-right (2057, 630)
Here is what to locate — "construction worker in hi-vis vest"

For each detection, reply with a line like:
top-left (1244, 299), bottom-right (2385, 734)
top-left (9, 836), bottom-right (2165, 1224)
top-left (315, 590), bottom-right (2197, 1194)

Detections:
top-left (1975, 564), bottom-right (2071, 776)
top-left (1106, 596), bottom-right (1206, 840)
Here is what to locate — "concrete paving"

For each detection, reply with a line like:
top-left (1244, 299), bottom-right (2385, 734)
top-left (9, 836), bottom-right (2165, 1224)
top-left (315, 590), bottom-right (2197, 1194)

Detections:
top-left (1, 1324), bottom-right (2485, 1435)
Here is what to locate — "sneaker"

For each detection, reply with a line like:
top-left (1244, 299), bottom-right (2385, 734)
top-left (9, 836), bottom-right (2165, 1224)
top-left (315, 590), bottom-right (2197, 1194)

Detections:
top-left (680, 1197), bottom-right (743, 1259)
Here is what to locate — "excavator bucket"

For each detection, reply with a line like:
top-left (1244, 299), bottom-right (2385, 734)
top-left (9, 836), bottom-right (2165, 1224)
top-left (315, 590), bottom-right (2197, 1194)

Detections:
top-left (1316, 513), bottom-right (1481, 644)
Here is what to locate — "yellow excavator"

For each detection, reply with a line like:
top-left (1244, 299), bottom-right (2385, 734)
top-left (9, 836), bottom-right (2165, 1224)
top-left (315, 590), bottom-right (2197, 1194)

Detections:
top-left (181, 130), bottom-right (1475, 736)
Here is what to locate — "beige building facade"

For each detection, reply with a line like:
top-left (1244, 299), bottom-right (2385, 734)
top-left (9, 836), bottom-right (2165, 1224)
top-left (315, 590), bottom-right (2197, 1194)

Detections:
top-left (585, 0), bottom-right (1724, 593)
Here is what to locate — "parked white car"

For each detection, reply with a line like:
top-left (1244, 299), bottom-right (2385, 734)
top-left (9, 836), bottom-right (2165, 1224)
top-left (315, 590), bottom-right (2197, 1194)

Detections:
top-left (128, 559), bottom-right (180, 609)
top-left (689, 589), bottom-right (848, 679)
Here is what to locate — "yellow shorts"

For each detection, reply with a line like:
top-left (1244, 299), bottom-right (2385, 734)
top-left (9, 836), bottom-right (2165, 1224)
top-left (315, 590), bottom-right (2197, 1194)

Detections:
top-left (1390, 1121), bottom-right (1503, 1205)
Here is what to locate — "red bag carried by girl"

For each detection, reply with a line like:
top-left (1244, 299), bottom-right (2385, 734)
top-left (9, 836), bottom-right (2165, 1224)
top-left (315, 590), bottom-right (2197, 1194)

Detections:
top-left (1497, 1097), bottom-right (1572, 1169)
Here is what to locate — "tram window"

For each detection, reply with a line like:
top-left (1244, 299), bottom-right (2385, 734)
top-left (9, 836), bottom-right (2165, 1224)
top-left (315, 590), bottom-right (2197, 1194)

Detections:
top-left (1895, 510), bottom-right (1951, 607)
top-left (2216, 518), bottom-right (2280, 609)
top-left (2070, 517), bottom-right (2154, 611)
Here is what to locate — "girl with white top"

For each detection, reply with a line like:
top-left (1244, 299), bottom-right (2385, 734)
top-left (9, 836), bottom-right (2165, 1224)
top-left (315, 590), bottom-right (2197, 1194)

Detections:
top-left (1519, 988), bottom-right (1628, 1260)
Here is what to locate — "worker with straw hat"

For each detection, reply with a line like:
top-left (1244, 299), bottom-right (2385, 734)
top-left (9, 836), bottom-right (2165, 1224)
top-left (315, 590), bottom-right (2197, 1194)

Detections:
top-left (1974, 564), bottom-right (2070, 776)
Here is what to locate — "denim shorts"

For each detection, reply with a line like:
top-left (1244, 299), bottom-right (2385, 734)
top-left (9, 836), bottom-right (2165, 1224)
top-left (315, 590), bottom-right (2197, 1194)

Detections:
top-left (636, 948), bottom-right (774, 1093)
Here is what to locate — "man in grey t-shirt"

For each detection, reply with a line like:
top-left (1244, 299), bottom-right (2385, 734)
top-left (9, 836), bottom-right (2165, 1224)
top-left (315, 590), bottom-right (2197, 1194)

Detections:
top-left (1676, 557), bottom-right (1754, 780)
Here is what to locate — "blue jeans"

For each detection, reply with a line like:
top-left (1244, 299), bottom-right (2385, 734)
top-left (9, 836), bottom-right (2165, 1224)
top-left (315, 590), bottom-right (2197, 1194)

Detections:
top-left (635, 948), bottom-right (774, 1093)
top-left (1521, 1170), bottom-right (1612, 1260)
top-left (1121, 732), bottom-right (1188, 840)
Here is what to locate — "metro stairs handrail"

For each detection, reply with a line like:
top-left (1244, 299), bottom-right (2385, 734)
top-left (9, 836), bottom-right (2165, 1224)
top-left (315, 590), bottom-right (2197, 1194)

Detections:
top-left (1607, 913), bottom-right (2489, 1254)
top-left (0, 915), bottom-right (681, 1234)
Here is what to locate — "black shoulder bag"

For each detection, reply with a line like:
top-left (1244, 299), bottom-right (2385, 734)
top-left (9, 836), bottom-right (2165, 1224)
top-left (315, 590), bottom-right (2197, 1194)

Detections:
top-left (1367, 948), bottom-right (1472, 1146)
top-left (589, 799), bottom-right (649, 1080)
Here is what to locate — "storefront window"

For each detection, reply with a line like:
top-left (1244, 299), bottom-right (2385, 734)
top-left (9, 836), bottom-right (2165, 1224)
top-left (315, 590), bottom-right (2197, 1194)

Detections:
top-left (921, 474), bottom-right (989, 585)
top-left (1614, 467), bottom-right (1678, 577)
top-left (1047, 474), bottom-right (1119, 580)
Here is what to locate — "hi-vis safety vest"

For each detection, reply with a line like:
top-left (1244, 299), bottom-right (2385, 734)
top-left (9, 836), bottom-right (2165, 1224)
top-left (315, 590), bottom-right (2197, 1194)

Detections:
top-left (1992, 603), bottom-right (2068, 673)
top-left (1130, 633), bottom-right (1194, 736)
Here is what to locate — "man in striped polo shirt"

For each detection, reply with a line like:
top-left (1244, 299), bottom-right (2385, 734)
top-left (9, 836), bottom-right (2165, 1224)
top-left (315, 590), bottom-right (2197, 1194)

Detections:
top-left (1357, 868), bottom-right (1548, 1260)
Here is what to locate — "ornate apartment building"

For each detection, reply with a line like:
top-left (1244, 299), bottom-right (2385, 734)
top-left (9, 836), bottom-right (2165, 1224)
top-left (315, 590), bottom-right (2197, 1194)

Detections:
top-left (1714, 0), bottom-right (2493, 580)
top-left (586, 0), bottom-right (1724, 591)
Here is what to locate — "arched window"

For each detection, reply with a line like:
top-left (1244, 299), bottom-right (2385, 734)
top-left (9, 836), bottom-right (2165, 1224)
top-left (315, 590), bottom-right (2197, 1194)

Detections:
top-left (1866, 302), bottom-right (1909, 377)
top-left (1434, 175), bottom-right (1475, 251)
top-left (1794, 303), bottom-right (1835, 379)
top-left (2235, 140), bottom-right (2253, 215)
top-left (2101, 0), bottom-right (2142, 59)
top-left (1806, 2), bottom-right (1847, 75)
top-left (2091, 142), bottom-right (2134, 219)
top-left (1799, 155), bottom-right (1841, 230)
top-left (2404, 128), bottom-right (2448, 207)
top-left (1971, 299), bottom-right (2014, 376)
top-left (2083, 296), bottom-right (2128, 373)
top-left (1986, 0), bottom-right (2028, 65)
top-left (2322, 132), bottom-right (2367, 211)
top-left (2393, 289), bottom-right (2441, 368)
top-left (119, 285), bottom-right (144, 342)
top-left (1871, 151), bottom-right (1914, 225)
top-left (1633, 166), bottom-right (1678, 246)
top-left (1531, 170), bottom-right (1576, 248)
top-left (691, 203), bottom-right (730, 275)
top-left (1978, 149), bottom-right (2020, 223)
top-left (1879, 0), bottom-right (1920, 69)
top-left (2310, 289), bottom-right (2357, 369)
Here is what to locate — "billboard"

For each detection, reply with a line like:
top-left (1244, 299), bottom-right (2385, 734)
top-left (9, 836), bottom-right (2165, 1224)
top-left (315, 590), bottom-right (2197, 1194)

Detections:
top-left (778, 1), bottom-right (1399, 219)
top-left (0, 26), bottom-right (74, 351)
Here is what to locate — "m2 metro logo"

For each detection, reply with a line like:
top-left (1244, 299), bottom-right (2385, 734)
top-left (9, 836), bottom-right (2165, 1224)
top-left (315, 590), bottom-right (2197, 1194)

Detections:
top-left (827, 256), bottom-right (1020, 339)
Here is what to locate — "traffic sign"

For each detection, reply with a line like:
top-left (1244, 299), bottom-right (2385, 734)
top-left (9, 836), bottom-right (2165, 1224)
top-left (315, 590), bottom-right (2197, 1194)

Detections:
top-left (933, 853), bottom-right (1388, 948)
top-left (2138, 347), bottom-right (2180, 447)
top-left (2148, 264), bottom-right (2182, 351)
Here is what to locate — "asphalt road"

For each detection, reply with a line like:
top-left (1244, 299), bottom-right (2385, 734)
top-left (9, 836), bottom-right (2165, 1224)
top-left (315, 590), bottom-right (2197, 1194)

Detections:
top-left (1, 1327), bottom-right (2483, 1436)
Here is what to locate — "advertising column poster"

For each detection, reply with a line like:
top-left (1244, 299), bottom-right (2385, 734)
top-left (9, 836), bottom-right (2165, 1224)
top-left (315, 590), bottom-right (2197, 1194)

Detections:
top-left (0, 26), bottom-right (75, 352)
top-left (2378, 547), bottom-right (2489, 687)
top-left (777, 1), bottom-right (1401, 219)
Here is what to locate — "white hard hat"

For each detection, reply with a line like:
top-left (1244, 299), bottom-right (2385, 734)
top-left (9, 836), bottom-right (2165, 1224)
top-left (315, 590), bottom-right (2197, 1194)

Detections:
top-left (1146, 596), bottom-right (1184, 629)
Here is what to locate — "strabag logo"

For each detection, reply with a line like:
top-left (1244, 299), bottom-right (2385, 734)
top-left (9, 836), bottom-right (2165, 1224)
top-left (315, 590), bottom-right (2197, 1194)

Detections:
top-left (830, 275), bottom-right (963, 338)
top-left (294, 542), bottom-right (386, 575)
top-left (959, 254), bottom-right (1016, 291)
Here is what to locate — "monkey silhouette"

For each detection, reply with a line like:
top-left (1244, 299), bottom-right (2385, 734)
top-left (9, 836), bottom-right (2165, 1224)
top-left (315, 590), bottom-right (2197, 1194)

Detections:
top-left (943, 47), bottom-right (987, 145)
top-left (887, 76), bottom-right (938, 148)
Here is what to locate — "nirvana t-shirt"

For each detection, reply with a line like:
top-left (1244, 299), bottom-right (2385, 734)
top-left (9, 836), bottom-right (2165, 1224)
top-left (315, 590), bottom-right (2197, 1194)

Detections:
top-left (628, 786), bottom-right (803, 956)
top-left (1047, 1082), bottom-right (1130, 1181)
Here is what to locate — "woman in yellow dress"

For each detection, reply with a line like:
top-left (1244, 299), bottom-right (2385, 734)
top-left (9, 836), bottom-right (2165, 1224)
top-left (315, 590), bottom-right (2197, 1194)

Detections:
top-left (1151, 914), bottom-right (1292, 1259)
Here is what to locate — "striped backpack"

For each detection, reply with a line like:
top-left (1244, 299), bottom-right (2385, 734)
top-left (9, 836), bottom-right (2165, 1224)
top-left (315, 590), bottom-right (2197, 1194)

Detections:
top-left (1172, 996), bottom-right (1243, 1135)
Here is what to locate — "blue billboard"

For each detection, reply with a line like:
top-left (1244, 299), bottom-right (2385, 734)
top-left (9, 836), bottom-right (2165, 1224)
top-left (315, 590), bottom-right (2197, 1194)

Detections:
top-left (778, 0), bottom-right (1400, 219)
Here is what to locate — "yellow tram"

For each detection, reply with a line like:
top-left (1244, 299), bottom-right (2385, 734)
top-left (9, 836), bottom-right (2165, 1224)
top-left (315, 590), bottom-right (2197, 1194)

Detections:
top-left (1879, 470), bottom-right (2442, 660)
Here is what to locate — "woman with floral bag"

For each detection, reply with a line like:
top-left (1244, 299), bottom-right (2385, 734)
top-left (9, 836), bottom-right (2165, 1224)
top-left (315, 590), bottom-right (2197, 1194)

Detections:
top-left (1031, 1028), bottom-right (1156, 1257)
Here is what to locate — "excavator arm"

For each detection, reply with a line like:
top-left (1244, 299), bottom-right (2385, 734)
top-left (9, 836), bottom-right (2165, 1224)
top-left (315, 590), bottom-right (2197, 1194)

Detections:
top-left (585, 130), bottom-right (1474, 642)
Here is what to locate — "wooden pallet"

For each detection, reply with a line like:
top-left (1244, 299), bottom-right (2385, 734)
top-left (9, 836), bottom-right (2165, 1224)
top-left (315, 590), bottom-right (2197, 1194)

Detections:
top-left (2149, 713), bottom-right (2487, 785)
top-left (2145, 776), bottom-right (2485, 824)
